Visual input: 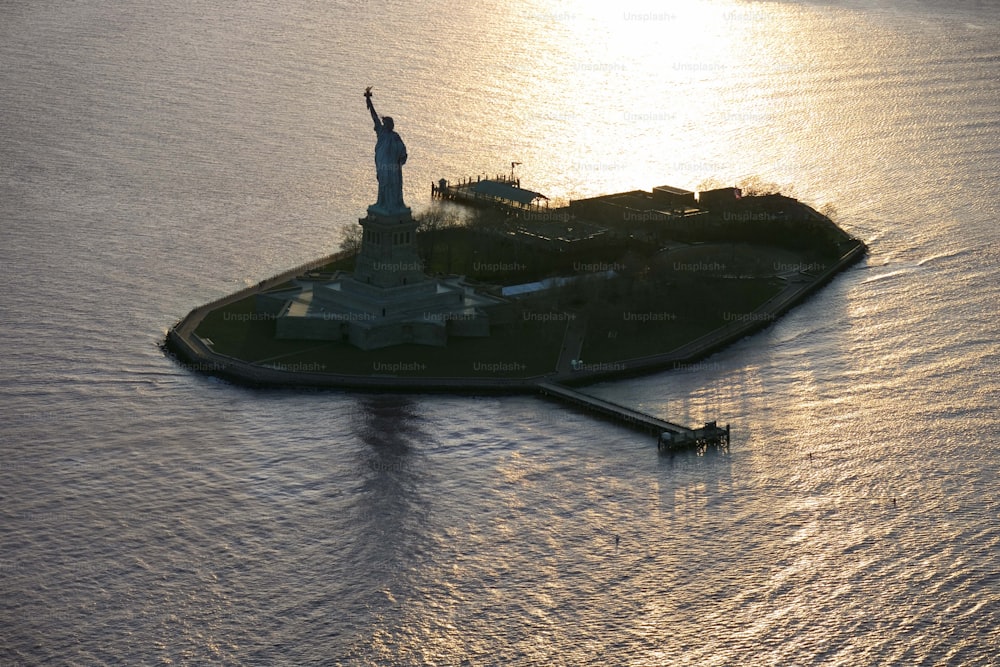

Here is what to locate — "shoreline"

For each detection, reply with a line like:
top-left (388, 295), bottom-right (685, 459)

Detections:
top-left (165, 239), bottom-right (867, 393)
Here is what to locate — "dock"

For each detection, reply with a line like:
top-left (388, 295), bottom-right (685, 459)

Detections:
top-left (432, 173), bottom-right (550, 213)
top-left (535, 381), bottom-right (729, 452)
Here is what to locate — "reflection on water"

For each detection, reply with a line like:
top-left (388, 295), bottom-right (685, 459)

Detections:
top-left (354, 394), bottom-right (420, 457)
top-left (1, 0), bottom-right (998, 663)
top-left (349, 394), bottom-right (430, 579)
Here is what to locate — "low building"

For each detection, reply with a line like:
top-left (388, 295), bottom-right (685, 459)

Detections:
top-left (697, 186), bottom-right (742, 211)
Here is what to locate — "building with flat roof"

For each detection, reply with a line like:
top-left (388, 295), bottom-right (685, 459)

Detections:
top-left (567, 185), bottom-right (710, 239)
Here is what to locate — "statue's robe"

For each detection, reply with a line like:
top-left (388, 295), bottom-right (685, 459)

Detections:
top-left (373, 121), bottom-right (407, 214)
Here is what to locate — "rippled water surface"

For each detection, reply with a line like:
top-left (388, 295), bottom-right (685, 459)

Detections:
top-left (2, 0), bottom-right (998, 664)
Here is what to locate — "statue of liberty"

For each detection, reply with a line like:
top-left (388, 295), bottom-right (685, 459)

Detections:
top-left (364, 87), bottom-right (408, 215)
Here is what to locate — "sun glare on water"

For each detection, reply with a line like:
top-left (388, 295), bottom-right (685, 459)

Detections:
top-left (474, 0), bottom-right (791, 200)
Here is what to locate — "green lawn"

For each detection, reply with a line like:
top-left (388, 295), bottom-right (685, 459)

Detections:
top-left (579, 277), bottom-right (784, 362)
top-left (316, 255), bottom-right (356, 273)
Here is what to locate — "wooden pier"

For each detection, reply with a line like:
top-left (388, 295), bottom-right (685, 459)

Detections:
top-left (432, 173), bottom-right (550, 213)
top-left (535, 381), bottom-right (729, 452)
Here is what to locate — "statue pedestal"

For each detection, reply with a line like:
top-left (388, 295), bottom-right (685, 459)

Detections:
top-left (353, 209), bottom-right (424, 288)
top-left (366, 204), bottom-right (411, 218)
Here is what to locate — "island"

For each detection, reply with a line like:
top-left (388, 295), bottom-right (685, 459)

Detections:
top-left (165, 89), bottom-right (866, 451)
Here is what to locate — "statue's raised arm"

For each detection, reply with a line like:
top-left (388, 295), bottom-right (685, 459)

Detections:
top-left (364, 87), bottom-right (409, 216)
top-left (364, 87), bottom-right (382, 130)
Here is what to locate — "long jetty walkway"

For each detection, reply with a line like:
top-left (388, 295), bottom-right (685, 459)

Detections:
top-left (536, 381), bottom-right (729, 452)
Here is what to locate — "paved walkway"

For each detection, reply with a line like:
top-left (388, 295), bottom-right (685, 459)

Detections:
top-left (555, 312), bottom-right (587, 374)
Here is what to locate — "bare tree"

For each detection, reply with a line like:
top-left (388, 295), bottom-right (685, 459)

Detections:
top-left (339, 224), bottom-right (363, 256)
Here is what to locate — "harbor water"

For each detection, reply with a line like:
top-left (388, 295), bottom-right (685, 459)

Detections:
top-left (1, 0), bottom-right (998, 664)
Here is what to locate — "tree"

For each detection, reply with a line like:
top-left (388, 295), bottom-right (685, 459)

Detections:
top-left (339, 224), bottom-right (363, 256)
top-left (736, 175), bottom-right (790, 197)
